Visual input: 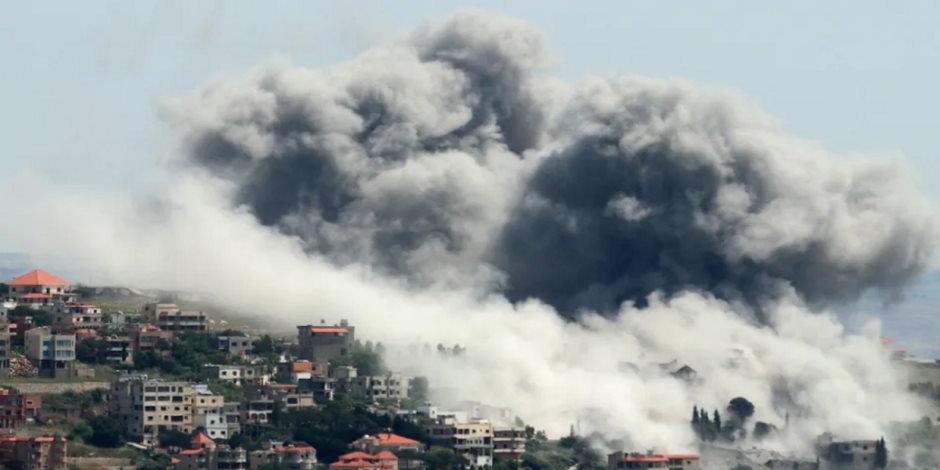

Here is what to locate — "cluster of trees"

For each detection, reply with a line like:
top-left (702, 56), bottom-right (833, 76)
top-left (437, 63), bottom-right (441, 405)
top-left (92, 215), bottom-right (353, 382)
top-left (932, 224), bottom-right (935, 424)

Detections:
top-left (691, 397), bottom-right (778, 443)
top-left (330, 341), bottom-right (386, 376)
top-left (130, 331), bottom-right (250, 376)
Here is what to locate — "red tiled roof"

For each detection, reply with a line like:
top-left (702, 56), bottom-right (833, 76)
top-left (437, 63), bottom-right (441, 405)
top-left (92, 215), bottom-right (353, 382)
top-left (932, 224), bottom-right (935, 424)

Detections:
top-left (375, 451), bottom-right (398, 460)
top-left (311, 326), bottom-right (349, 334)
top-left (338, 452), bottom-right (374, 461)
top-left (6, 270), bottom-right (69, 286)
top-left (665, 454), bottom-right (700, 460)
top-left (20, 293), bottom-right (51, 299)
top-left (191, 432), bottom-right (215, 446)
top-left (179, 449), bottom-right (205, 455)
top-left (376, 432), bottom-right (421, 446)
top-left (623, 455), bottom-right (668, 462)
top-left (330, 461), bottom-right (373, 468)
top-left (275, 445), bottom-right (316, 453)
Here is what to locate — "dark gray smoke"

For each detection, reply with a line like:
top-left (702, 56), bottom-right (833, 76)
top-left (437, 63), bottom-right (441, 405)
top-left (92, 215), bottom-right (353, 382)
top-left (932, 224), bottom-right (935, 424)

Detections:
top-left (169, 11), bottom-right (937, 314)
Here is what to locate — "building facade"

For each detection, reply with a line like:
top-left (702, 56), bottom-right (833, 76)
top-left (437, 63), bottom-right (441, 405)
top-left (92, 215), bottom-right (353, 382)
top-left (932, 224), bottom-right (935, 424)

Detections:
top-left (109, 376), bottom-right (196, 445)
top-left (607, 452), bottom-right (701, 470)
top-left (24, 327), bottom-right (75, 377)
top-left (249, 442), bottom-right (317, 470)
top-left (297, 320), bottom-right (354, 362)
top-left (0, 388), bottom-right (41, 431)
top-left (0, 435), bottom-right (67, 470)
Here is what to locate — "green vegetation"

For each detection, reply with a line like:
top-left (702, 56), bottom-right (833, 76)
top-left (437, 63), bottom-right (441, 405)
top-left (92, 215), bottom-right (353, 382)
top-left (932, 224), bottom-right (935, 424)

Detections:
top-left (129, 331), bottom-right (234, 377)
top-left (208, 379), bottom-right (242, 402)
top-left (86, 416), bottom-right (122, 448)
top-left (331, 343), bottom-right (385, 376)
top-left (159, 429), bottom-right (192, 448)
top-left (76, 339), bottom-right (112, 364)
top-left (8, 305), bottom-right (53, 327)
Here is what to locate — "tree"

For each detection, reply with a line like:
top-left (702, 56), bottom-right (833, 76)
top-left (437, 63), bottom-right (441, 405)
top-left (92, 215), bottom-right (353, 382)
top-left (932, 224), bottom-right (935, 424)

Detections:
top-left (76, 339), bottom-right (110, 364)
top-left (87, 416), bottom-right (122, 448)
top-left (875, 437), bottom-right (888, 468)
top-left (692, 406), bottom-right (700, 424)
top-left (255, 335), bottom-right (277, 354)
top-left (409, 376), bottom-right (429, 402)
top-left (752, 421), bottom-right (777, 440)
top-left (159, 429), bottom-right (192, 449)
top-left (424, 446), bottom-right (466, 469)
top-left (727, 397), bottom-right (755, 422)
top-left (713, 409), bottom-right (722, 434)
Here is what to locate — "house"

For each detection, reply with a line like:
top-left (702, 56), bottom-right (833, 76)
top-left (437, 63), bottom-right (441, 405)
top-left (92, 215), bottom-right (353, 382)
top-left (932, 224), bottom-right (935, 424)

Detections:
top-left (144, 303), bottom-right (209, 332)
top-left (330, 451), bottom-right (398, 470)
top-left (0, 435), bottom-right (67, 470)
top-left (351, 433), bottom-right (424, 470)
top-left (493, 428), bottom-right (526, 461)
top-left (816, 434), bottom-right (880, 468)
top-left (102, 335), bottom-right (134, 365)
top-left (217, 335), bottom-right (253, 358)
top-left (201, 364), bottom-right (266, 385)
top-left (249, 441), bottom-right (317, 470)
top-left (109, 376), bottom-right (196, 445)
top-left (173, 432), bottom-right (247, 470)
top-left (0, 388), bottom-right (41, 430)
top-left (4, 269), bottom-right (74, 308)
top-left (423, 415), bottom-right (493, 467)
top-left (344, 374), bottom-right (411, 402)
top-left (241, 383), bottom-right (314, 429)
top-left (0, 325), bottom-right (10, 377)
top-left (606, 452), bottom-right (701, 470)
top-left (25, 327), bottom-right (76, 378)
top-left (132, 324), bottom-right (174, 353)
top-left (297, 320), bottom-right (355, 362)
top-left (277, 359), bottom-right (328, 383)
top-left (222, 402), bottom-right (242, 437)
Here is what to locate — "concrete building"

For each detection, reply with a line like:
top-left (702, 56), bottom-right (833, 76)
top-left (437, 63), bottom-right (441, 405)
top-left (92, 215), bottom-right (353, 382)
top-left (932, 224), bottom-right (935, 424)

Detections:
top-left (0, 388), bottom-right (41, 431)
top-left (277, 359), bottom-right (328, 383)
top-left (0, 435), bottom-right (67, 470)
top-left (352, 433), bottom-right (423, 469)
top-left (816, 435), bottom-right (880, 469)
top-left (173, 432), bottom-right (248, 470)
top-left (249, 441), bottom-right (317, 470)
top-left (217, 335), bottom-right (253, 358)
top-left (132, 324), bottom-right (174, 353)
top-left (158, 309), bottom-right (209, 332)
top-left (607, 452), bottom-right (701, 470)
top-left (222, 402), bottom-right (243, 437)
top-left (4, 270), bottom-right (73, 308)
top-left (0, 326), bottom-right (10, 378)
top-left (241, 383), bottom-right (314, 428)
top-left (297, 320), bottom-right (354, 362)
top-left (51, 301), bottom-right (103, 332)
top-left (192, 385), bottom-right (228, 440)
top-left (102, 335), bottom-right (134, 365)
top-left (423, 415), bottom-right (493, 467)
top-left (493, 428), bottom-right (526, 461)
top-left (109, 376), bottom-right (196, 445)
top-left (201, 364), bottom-right (266, 385)
top-left (25, 327), bottom-right (75, 378)
top-left (299, 376), bottom-right (336, 402)
top-left (345, 374), bottom-right (411, 402)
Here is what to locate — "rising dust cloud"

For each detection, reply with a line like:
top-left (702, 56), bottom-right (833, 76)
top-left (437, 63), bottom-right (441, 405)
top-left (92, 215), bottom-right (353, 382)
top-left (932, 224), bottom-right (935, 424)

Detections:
top-left (6, 10), bottom-right (939, 457)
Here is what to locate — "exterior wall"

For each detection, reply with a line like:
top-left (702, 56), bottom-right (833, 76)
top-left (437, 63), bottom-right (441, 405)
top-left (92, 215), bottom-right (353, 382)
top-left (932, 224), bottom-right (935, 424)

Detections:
top-left (346, 375), bottom-right (410, 402)
top-left (249, 444), bottom-right (317, 470)
top-left (201, 364), bottom-right (265, 385)
top-left (493, 428), bottom-right (526, 460)
top-left (0, 389), bottom-right (41, 430)
top-left (452, 420), bottom-right (494, 468)
top-left (296, 320), bottom-right (355, 362)
top-left (218, 335), bottom-right (253, 358)
top-left (109, 377), bottom-right (196, 445)
top-left (0, 331), bottom-right (10, 377)
top-left (0, 436), bottom-right (67, 470)
top-left (24, 327), bottom-right (75, 374)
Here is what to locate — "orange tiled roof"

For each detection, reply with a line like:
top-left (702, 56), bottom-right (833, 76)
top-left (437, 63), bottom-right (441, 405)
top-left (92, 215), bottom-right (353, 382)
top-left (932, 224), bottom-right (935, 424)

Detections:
top-left (179, 449), bottom-right (205, 455)
top-left (376, 433), bottom-right (421, 446)
top-left (375, 451), bottom-right (398, 460)
top-left (275, 445), bottom-right (316, 453)
top-left (20, 293), bottom-right (51, 299)
top-left (6, 269), bottom-right (69, 286)
top-left (310, 326), bottom-right (349, 334)
top-left (338, 452), bottom-right (374, 461)
top-left (665, 454), bottom-right (700, 460)
top-left (191, 432), bottom-right (215, 446)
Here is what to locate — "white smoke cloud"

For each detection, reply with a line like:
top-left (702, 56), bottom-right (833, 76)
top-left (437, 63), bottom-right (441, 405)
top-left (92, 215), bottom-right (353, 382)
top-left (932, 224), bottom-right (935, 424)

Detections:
top-left (1, 9), bottom-right (937, 460)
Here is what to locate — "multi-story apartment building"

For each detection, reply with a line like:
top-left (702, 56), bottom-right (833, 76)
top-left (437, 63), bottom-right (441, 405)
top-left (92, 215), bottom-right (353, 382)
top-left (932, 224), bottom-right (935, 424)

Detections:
top-left (0, 435), bottom-right (67, 470)
top-left (217, 335), bottom-right (253, 358)
top-left (192, 385), bottom-right (228, 440)
top-left (606, 452), bottom-right (701, 470)
top-left (0, 325), bottom-right (10, 377)
top-left (101, 335), bottom-right (133, 365)
top-left (51, 301), bottom-right (103, 332)
top-left (493, 428), bottom-right (526, 461)
top-left (249, 441), bottom-right (317, 470)
top-left (0, 388), bottom-right (41, 431)
top-left (297, 320), bottom-right (354, 362)
top-left (109, 376), bottom-right (196, 445)
top-left (276, 359), bottom-right (328, 383)
top-left (132, 324), bottom-right (174, 353)
top-left (222, 402), bottom-right (243, 437)
top-left (24, 327), bottom-right (75, 378)
top-left (201, 364), bottom-right (266, 386)
top-left (423, 416), bottom-right (493, 468)
top-left (143, 303), bottom-right (209, 332)
top-left (174, 432), bottom-right (248, 470)
top-left (344, 374), bottom-right (411, 402)
top-left (241, 384), bottom-right (275, 428)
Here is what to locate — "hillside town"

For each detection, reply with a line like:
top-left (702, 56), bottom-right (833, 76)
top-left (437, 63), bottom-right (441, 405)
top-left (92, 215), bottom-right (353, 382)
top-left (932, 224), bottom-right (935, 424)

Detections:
top-left (0, 269), bottom-right (938, 470)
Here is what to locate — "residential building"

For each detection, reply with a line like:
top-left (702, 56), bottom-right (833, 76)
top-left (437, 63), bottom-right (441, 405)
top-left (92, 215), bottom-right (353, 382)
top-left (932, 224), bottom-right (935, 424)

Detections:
top-left (201, 364), bottom-right (266, 386)
top-left (222, 402), bottom-right (243, 437)
top-left (4, 269), bottom-right (73, 308)
top-left (606, 452), bottom-right (701, 470)
top-left (493, 428), bottom-right (526, 461)
top-left (330, 451), bottom-right (398, 470)
top-left (132, 324), bottom-right (174, 353)
top-left (25, 327), bottom-right (75, 378)
top-left (277, 359), bottom-right (328, 383)
top-left (297, 320), bottom-right (354, 362)
top-left (0, 300), bottom-right (15, 323)
top-left (249, 441), bottom-right (317, 470)
top-left (173, 432), bottom-right (248, 470)
top-left (345, 374), bottom-right (411, 402)
top-left (158, 309), bottom-right (209, 332)
top-left (0, 326), bottom-right (10, 378)
top-left (452, 419), bottom-right (494, 468)
top-left (0, 388), bottom-right (41, 430)
top-left (299, 376), bottom-right (336, 402)
top-left (241, 383), bottom-right (315, 428)
top-left (51, 301), bottom-right (103, 332)
top-left (265, 383), bottom-right (316, 411)
top-left (0, 435), bottom-right (67, 470)
top-left (352, 433), bottom-right (424, 470)
top-left (816, 435), bottom-right (880, 469)
top-left (143, 303), bottom-right (181, 320)
top-left (102, 335), bottom-right (134, 365)
top-left (217, 335), bottom-right (253, 358)
top-left (109, 376), bottom-right (196, 445)
top-left (192, 385), bottom-right (228, 440)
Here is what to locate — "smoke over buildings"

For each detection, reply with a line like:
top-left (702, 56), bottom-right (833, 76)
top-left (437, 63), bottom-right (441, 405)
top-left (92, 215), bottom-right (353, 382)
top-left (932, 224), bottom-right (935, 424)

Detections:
top-left (4, 9), bottom-right (939, 456)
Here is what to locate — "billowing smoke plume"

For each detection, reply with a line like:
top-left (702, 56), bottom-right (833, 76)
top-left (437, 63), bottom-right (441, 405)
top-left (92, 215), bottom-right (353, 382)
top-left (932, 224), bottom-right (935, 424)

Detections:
top-left (169, 11), bottom-right (935, 315)
top-left (5, 9), bottom-right (938, 459)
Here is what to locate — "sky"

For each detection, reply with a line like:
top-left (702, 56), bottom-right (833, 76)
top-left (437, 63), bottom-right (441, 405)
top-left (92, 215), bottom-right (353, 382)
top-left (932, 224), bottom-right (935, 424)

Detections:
top-left (2, 1), bottom-right (939, 354)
